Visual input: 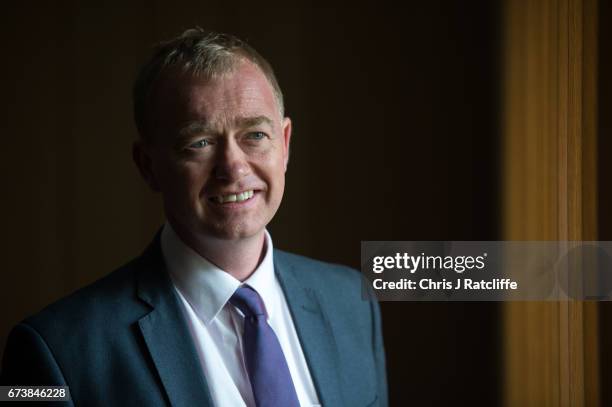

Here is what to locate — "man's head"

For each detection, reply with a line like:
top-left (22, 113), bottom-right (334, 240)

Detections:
top-left (132, 29), bottom-right (291, 246)
top-left (133, 29), bottom-right (285, 141)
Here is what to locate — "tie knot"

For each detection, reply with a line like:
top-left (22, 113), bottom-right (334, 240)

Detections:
top-left (230, 286), bottom-right (266, 318)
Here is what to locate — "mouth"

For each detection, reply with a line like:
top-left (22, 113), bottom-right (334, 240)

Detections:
top-left (209, 190), bottom-right (256, 204)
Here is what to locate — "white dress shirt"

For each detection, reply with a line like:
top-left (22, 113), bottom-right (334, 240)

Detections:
top-left (161, 223), bottom-right (320, 407)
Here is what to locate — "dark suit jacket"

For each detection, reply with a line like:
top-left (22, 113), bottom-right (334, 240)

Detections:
top-left (1, 234), bottom-right (387, 406)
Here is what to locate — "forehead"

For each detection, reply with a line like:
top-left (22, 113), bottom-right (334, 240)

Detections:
top-left (152, 61), bottom-right (280, 131)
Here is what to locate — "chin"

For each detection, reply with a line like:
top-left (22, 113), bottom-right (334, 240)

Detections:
top-left (205, 222), bottom-right (265, 241)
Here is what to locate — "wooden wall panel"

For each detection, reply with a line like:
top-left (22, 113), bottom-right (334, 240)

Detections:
top-left (502, 0), bottom-right (598, 405)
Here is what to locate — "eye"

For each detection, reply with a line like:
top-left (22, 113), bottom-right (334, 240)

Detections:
top-left (188, 139), bottom-right (210, 149)
top-left (246, 132), bottom-right (266, 140)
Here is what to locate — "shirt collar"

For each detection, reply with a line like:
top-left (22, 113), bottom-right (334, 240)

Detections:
top-left (243, 232), bottom-right (278, 320)
top-left (161, 222), bottom-right (277, 324)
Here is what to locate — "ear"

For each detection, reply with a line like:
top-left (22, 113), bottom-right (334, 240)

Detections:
top-left (132, 140), bottom-right (160, 192)
top-left (281, 117), bottom-right (292, 171)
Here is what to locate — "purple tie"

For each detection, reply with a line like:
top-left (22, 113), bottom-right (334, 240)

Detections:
top-left (230, 286), bottom-right (300, 407)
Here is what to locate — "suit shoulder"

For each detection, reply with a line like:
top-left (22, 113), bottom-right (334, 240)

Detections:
top-left (274, 249), bottom-right (363, 290)
top-left (274, 249), bottom-right (377, 345)
top-left (23, 256), bottom-right (146, 332)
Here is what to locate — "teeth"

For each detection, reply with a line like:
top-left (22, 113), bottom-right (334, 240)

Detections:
top-left (215, 190), bottom-right (254, 204)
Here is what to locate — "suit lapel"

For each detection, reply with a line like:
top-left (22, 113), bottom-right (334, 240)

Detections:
top-left (135, 237), bottom-right (214, 407)
top-left (275, 254), bottom-right (345, 407)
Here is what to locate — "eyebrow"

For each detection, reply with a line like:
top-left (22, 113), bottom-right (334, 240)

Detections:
top-left (179, 121), bottom-right (214, 137)
top-left (234, 115), bottom-right (274, 129)
top-left (179, 115), bottom-right (275, 137)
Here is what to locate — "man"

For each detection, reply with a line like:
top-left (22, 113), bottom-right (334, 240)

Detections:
top-left (1, 29), bottom-right (387, 406)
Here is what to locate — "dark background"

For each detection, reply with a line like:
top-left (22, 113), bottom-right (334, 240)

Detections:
top-left (1, 1), bottom-right (501, 405)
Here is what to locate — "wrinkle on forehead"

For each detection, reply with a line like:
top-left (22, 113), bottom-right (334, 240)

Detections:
top-left (145, 58), bottom-right (284, 143)
top-left (182, 63), bottom-right (281, 125)
top-left (150, 60), bottom-right (282, 143)
top-left (176, 59), bottom-right (280, 109)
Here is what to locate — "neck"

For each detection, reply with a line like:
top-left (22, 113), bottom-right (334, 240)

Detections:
top-left (171, 223), bottom-right (267, 281)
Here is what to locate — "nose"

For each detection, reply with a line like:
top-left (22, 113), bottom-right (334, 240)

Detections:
top-left (212, 138), bottom-right (250, 181)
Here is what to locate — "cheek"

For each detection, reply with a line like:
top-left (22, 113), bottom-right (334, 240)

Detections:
top-left (262, 157), bottom-right (287, 200)
top-left (181, 164), bottom-right (210, 197)
top-left (257, 153), bottom-right (286, 185)
top-left (157, 160), bottom-right (208, 197)
top-left (259, 143), bottom-right (287, 174)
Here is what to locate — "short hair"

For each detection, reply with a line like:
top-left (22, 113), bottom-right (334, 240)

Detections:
top-left (133, 28), bottom-right (285, 141)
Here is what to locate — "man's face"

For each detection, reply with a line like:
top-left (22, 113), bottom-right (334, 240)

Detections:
top-left (138, 60), bottom-right (291, 243)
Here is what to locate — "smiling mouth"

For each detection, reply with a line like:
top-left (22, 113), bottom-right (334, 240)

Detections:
top-left (210, 190), bottom-right (255, 204)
